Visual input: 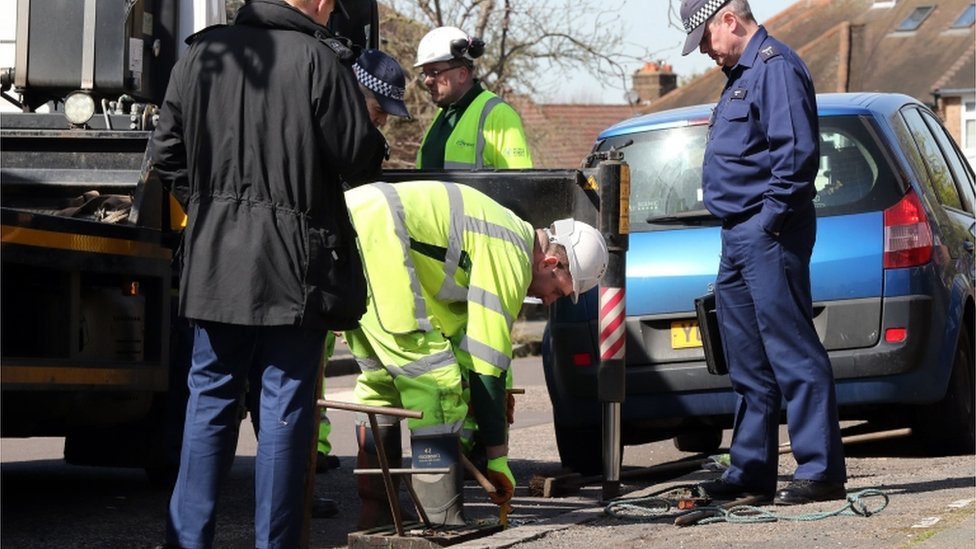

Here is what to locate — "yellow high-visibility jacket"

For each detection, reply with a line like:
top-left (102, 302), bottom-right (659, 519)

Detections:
top-left (345, 181), bottom-right (534, 380)
top-left (417, 89), bottom-right (533, 169)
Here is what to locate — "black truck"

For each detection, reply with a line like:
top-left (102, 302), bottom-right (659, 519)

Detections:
top-left (1, 0), bottom-right (618, 481)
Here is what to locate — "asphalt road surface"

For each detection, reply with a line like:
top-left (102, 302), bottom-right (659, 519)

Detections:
top-left (2, 352), bottom-right (974, 548)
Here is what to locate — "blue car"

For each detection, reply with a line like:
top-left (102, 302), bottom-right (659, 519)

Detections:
top-left (543, 92), bottom-right (976, 474)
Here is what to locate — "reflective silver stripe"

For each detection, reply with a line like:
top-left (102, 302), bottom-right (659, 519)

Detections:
top-left (459, 336), bottom-right (511, 372)
top-left (468, 286), bottom-right (513, 328)
top-left (460, 427), bottom-right (476, 442)
top-left (434, 185), bottom-right (531, 303)
top-left (414, 421), bottom-right (463, 437)
top-left (435, 183), bottom-right (469, 302)
top-left (375, 182), bottom-right (432, 332)
top-left (355, 356), bottom-right (384, 372)
top-left (387, 349), bottom-right (457, 379)
top-left (463, 216), bottom-right (532, 258)
top-left (474, 97), bottom-right (503, 169)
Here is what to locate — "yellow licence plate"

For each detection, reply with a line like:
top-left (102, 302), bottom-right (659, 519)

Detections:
top-left (670, 320), bottom-right (703, 349)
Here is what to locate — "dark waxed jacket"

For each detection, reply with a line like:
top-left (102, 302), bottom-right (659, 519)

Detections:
top-left (152, 0), bottom-right (387, 331)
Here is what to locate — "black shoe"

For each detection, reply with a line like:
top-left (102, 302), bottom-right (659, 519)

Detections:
top-left (774, 480), bottom-right (846, 505)
top-left (311, 496), bottom-right (339, 519)
top-left (697, 478), bottom-right (773, 502)
top-left (316, 452), bottom-right (341, 474)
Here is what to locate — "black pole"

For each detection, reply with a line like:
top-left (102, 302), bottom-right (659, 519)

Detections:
top-left (596, 155), bottom-right (629, 500)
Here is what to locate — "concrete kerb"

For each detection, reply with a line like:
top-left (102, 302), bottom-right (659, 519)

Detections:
top-left (450, 470), bottom-right (721, 547)
top-left (450, 507), bottom-right (607, 549)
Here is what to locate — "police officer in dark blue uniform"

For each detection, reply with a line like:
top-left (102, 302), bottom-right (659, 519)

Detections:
top-left (679, 0), bottom-right (847, 505)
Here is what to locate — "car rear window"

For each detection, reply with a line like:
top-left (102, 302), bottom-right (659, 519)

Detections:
top-left (594, 115), bottom-right (903, 232)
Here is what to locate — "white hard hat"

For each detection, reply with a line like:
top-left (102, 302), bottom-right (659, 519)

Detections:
top-left (414, 26), bottom-right (485, 67)
top-left (545, 218), bottom-right (609, 304)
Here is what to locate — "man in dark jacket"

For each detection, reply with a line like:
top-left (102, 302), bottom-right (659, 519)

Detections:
top-left (151, 0), bottom-right (387, 547)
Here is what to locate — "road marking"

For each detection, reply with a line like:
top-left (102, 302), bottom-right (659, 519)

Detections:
top-left (947, 499), bottom-right (974, 509)
top-left (911, 517), bottom-right (940, 528)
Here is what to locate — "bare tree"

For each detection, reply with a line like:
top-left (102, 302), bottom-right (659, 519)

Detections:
top-left (383, 0), bottom-right (661, 101)
top-left (375, 0), bottom-right (676, 166)
top-left (218, 0), bottom-right (682, 167)
top-left (226, 0), bottom-right (243, 20)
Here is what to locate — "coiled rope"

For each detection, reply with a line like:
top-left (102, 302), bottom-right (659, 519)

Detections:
top-left (605, 488), bottom-right (890, 524)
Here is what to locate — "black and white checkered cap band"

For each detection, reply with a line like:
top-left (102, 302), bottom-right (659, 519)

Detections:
top-left (683, 0), bottom-right (729, 33)
top-left (353, 62), bottom-right (405, 101)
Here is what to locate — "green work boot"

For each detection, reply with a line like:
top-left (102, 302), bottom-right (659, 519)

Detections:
top-left (410, 435), bottom-right (466, 527)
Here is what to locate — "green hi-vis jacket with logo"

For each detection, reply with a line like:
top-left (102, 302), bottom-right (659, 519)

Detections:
top-left (417, 89), bottom-right (533, 169)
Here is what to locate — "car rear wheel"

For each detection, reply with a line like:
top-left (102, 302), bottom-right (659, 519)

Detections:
top-left (552, 421), bottom-right (604, 475)
top-left (913, 328), bottom-right (975, 455)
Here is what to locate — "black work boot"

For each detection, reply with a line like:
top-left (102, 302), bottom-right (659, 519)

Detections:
top-left (311, 496), bottom-right (339, 518)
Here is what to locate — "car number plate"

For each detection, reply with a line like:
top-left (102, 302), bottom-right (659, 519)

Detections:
top-left (670, 320), bottom-right (703, 349)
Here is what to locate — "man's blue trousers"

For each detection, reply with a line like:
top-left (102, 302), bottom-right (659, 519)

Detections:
top-left (167, 321), bottom-right (325, 549)
top-left (715, 207), bottom-right (846, 494)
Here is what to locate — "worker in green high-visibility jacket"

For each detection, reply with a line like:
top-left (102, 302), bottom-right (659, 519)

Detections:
top-left (415, 26), bottom-right (533, 170)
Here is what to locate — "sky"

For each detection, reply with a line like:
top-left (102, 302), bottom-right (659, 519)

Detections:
top-left (544, 0), bottom-right (798, 104)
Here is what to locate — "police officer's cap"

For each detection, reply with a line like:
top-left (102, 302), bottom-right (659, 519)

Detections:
top-left (679, 0), bottom-right (732, 56)
top-left (353, 49), bottom-right (411, 119)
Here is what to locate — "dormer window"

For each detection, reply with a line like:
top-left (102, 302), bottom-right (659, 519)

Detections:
top-left (950, 3), bottom-right (975, 28)
top-left (896, 6), bottom-right (934, 32)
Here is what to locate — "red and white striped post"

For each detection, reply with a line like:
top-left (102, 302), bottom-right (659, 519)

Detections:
top-left (600, 288), bottom-right (626, 360)
top-left (596, 155), bottom-right (629, 500)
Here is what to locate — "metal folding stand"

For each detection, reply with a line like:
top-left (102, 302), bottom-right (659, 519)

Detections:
top-left (299, 368), bottom-right (522, 547)
top-left (299, 392), bottom-right (430, 542)
top-left (310, 398), bottom-right (505, 548)
top-left (319, 397), bottom-right (432, 537)
top-left (298, 354), bottom-right (429, 547)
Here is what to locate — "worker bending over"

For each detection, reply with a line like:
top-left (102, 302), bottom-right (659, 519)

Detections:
top-left (345, 181), bottom-right (607, 528)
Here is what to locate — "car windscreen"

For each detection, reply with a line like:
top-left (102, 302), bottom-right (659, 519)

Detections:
top-left (593, 115), bottom-right (902, 232)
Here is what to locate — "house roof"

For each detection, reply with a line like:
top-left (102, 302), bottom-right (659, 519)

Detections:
top-left (932, 41), bottom-right (975, 93)
top-left (514, 0), bottom-right (974, 169)
top-left (645, 0), bottom-right (976, 113)
top-left (512, 99), bottom-right (638, 169)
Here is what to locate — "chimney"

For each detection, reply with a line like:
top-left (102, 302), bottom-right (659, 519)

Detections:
top-left (631, 62), bottom-right (678, 105)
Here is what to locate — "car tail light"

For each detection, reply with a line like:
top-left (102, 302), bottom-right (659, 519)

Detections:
top-left (572, 353), bottom-right (593, 367)
top-left (883, 190), bottom-right (933, 269)
top-left (884, 327), bottom-right (908, 343)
